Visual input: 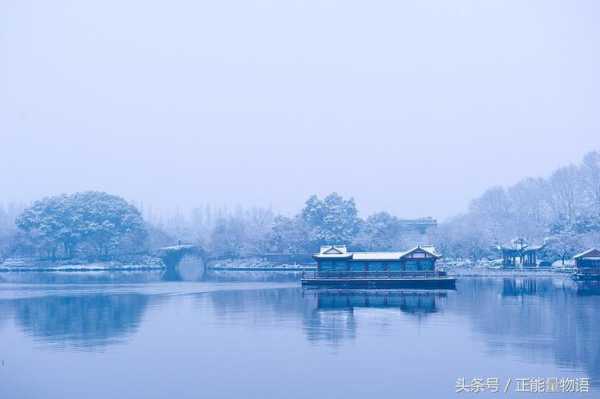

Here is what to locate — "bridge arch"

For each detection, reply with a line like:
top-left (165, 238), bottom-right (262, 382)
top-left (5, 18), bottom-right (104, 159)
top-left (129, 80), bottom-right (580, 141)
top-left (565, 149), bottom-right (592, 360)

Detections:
top-left (156, 244), bottom-right (207, 281)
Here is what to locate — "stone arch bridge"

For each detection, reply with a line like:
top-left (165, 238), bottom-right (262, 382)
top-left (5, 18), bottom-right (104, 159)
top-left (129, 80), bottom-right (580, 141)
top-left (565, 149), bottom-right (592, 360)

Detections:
top-left (156, 244), bottom-right (207, 281)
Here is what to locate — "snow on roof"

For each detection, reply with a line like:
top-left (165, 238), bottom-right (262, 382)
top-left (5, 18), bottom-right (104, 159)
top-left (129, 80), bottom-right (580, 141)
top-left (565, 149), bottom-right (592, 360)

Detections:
top-left (524, 245), bottom-right (545, 251)
top-left (574, 248), bottom-right (600, 259)
top-left (351, 252), bottom-right (405, 261)
top-left (402, 246), bottom-right (441, 259)
top-left (314, 245), bottom-right (441, 260)
top-left (319, 245), bottom-right (348, 254)
top-left (314, 245), bottom-right (353, 259)
top-left (419, 245), bottom-right (441, 257)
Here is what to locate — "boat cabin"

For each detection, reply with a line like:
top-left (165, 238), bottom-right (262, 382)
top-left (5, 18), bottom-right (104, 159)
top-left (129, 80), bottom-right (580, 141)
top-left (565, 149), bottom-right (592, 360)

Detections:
top-left (313, 245), bottom-right (440, 272)
top-left (574, 248), bottom-right (600, 278)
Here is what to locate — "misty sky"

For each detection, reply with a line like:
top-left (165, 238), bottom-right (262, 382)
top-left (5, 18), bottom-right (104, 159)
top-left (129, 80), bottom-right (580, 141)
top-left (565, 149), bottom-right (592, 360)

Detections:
top-left (2, 0), bottom-right (600, 220)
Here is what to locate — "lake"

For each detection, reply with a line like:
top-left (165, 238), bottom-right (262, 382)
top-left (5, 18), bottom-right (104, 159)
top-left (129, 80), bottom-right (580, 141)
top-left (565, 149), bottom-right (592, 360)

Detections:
top-left (0, 272), bottom-right (598, 398)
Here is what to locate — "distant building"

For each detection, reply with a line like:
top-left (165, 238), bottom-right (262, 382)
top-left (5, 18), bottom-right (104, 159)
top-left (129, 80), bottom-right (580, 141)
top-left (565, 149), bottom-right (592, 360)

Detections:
top-left (574, 249), bottom-right (600, 279)
top-left (396, 217), bottom-right (437, 234)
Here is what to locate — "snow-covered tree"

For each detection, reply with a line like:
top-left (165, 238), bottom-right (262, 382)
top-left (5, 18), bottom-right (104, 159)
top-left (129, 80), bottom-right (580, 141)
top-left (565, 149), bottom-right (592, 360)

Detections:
top-left (439, 151), bottom-right (600, 261)
top-left (548, 165), bottom-right (583, 226)
top-left (267, 216), bottom-right (310, 254)
top-left (352, 212), bottom-right (401, 251)
top-left (581, 151), bottom-right (600, 216)
top-left (507, 178), bottom-right (550, 241)
top-left (15, 191), bottom-right (147, 259)
top-left (300, 193), bottom-right (360, 249)
top-left (209, 216), bottom-right (247, 258)
top-left (469, 186), bottom-right (514, 244)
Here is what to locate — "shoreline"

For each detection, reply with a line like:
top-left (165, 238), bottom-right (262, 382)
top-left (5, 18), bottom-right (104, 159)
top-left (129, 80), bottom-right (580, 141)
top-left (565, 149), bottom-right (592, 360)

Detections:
top-left (0, 265), bottom-right (165, 273)
top-left (0, 256), bottom-right (577, 276)
top-left (0, 265), bottom-right (576, 278)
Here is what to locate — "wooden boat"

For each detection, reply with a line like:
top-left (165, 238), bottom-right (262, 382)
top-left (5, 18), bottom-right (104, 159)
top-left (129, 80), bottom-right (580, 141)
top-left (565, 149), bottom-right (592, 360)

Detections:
top-left (573, 248), bottom-right (600, 280)
top-left (301, 245), bottom-right (456, 289)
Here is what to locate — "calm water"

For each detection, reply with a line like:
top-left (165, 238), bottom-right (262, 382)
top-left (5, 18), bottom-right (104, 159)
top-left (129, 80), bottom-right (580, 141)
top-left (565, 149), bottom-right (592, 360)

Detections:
top-left (0, 271), bottom-right (598, 398)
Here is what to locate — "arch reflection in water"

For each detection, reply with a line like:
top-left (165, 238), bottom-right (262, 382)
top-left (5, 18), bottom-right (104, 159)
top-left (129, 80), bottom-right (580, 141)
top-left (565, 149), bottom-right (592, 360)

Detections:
top-left (11, 293), bottom-right (151, 349)
top-left (161, 253), bottom-right (206, 281)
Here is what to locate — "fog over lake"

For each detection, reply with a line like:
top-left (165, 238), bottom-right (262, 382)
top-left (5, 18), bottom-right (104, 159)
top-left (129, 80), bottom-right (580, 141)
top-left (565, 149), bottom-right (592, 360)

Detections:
top-left (2, 1), bottom-right (600, 218)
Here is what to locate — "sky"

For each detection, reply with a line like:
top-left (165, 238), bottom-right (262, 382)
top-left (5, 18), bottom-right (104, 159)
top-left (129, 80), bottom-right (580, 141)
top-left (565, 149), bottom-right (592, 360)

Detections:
top-left (1, 0), bottom-right (600, 220)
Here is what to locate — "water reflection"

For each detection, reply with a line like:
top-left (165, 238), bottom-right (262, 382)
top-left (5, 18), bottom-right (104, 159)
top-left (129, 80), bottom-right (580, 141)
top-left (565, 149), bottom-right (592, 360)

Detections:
top-left (0, 271), bottom-right (164, 284)
top-left (574, 281), bottom-right (600, 296)
top-left (161, 265), bottom-right (301, 282)
top-left (207, 286), bottom-right (311, 319)
top-left (7, 293), bottom-right (151, 349)
top-left (501, 277), bottom-right (558, 297)
top-left (205, 270), bottom-right (301, 283)
top-left (453, 278), bottom-right (600, 385)
top-left (301, 289), bottom-right (447, 345)
top-left (0, 273), bottom-right (599, 393)
top-left (312, 289), bottom-right (445, 314)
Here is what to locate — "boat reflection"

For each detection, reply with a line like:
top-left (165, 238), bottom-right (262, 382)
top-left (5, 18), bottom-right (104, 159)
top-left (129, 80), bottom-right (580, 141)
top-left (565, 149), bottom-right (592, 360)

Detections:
top-left (302, 289), bottom-right (448, 345)
top-left (574, 281), bottom-right (600, 296)
top-left (309, 289), bottom-right (446, 314)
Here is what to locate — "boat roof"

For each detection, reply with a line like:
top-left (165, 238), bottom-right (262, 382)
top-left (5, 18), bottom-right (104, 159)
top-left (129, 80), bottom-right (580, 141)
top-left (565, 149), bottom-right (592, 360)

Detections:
top-left (314, 245), bottom-right (440, 261)
top-left (352, 252), bottom-right (405, 261)
top-left (314, 245), bottom-right (353, 259)
top-left (574, 248), bottom-right (600, 259)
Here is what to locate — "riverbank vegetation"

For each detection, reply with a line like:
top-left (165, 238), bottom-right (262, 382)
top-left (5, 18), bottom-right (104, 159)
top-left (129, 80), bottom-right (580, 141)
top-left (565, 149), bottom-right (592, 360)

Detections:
top-left (147, 193), bottom-right (435, 260)
top-left (1, 151), bottom-right (599, 265)
top-left (4, 192), bottom-right (148, 262)
top-left (437, 151), bottom-right (600, 261)
top-left (0, 191), bottom-right (432, 264)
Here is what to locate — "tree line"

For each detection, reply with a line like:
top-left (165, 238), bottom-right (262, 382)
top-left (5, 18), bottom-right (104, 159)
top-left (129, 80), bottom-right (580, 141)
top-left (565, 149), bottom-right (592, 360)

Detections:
top-left (150, 193), bottom-right (432, 259)
top-left (1, 150), bottom-right (598, 263)
top-left (0, 192), bottom-right (433, 262)
top-left (435, 150), bottom-right (600, 261)
top-left (4, 192), bottom-right (147, 260)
